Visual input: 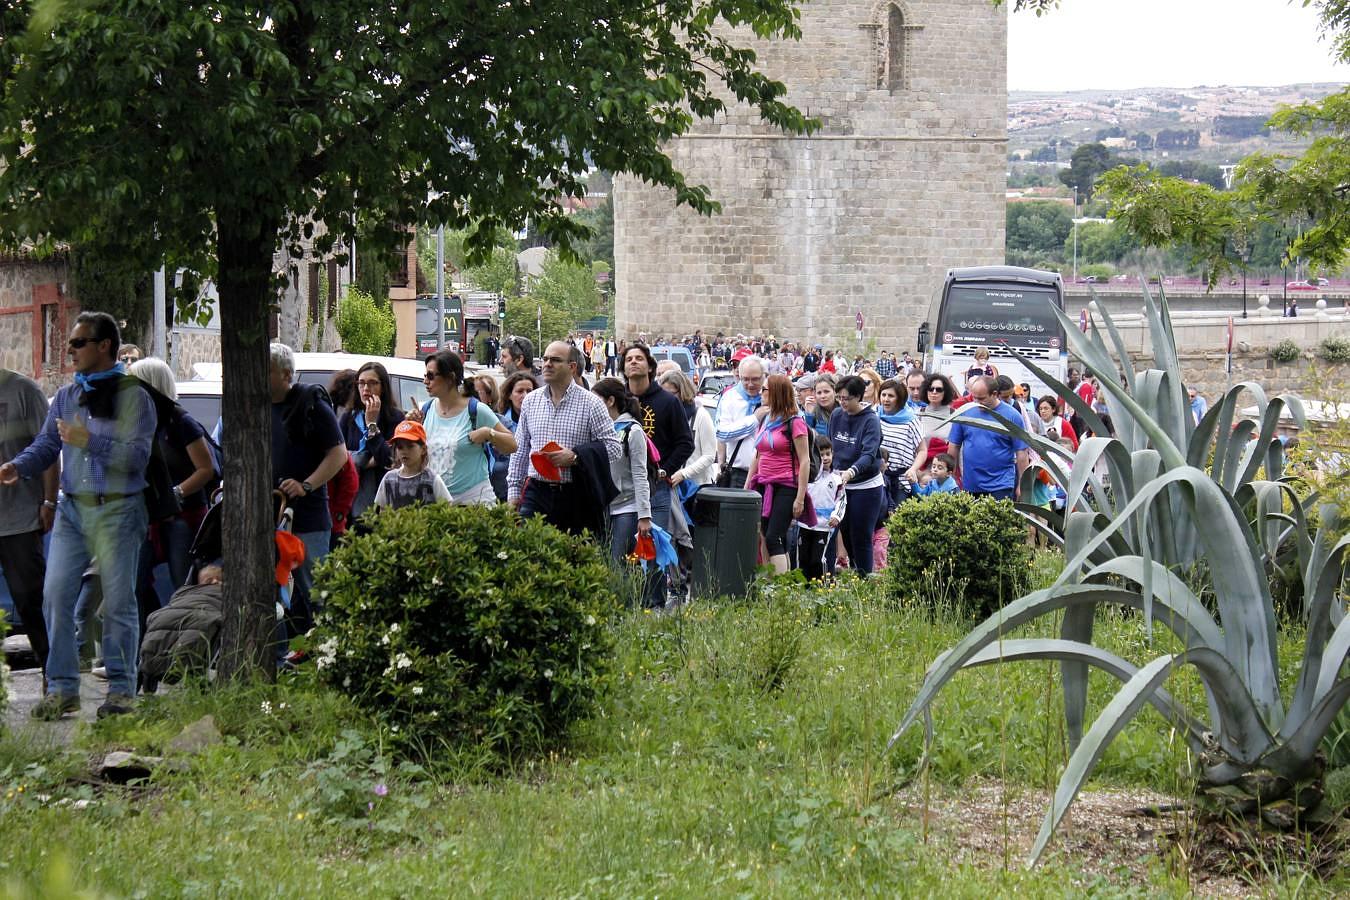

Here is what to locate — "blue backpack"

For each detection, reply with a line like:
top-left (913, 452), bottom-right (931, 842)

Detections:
top-left (421, 396), bottom-right (492, 464)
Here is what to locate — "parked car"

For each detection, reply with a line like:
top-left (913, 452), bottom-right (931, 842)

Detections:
top-left (651, 345), bottom-right (695, 377)
top-left (697, 370), bottom-right (736, 410)
top-left (176, 352), bottom-right (489, 434)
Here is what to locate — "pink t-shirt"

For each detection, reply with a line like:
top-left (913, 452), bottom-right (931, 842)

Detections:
top-left (754, 416), bottom-right (810, 486)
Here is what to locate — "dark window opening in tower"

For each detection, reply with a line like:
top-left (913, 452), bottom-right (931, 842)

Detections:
top-left (887, 5), bottom-right (905, 91)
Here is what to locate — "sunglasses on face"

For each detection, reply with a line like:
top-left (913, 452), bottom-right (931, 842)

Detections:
top-left (69, 338), bottom-right (97, 349)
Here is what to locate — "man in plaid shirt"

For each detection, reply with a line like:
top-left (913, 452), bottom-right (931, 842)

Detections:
top-left (507, 341), bottom-right (619, 534)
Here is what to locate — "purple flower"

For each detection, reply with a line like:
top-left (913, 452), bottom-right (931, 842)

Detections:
top-left (373, 783), bottom-right (389, 797)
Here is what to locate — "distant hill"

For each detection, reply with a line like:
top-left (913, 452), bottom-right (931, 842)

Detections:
top-left (1009, 83), bottom-right (1346, 165)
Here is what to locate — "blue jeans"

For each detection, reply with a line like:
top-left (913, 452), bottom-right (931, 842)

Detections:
top-left (44, 495), bottom-right (147, 698)
top-left (840, 485), bottom-right (884, 577)
top-left (289, 529), bottom-right (331, 635)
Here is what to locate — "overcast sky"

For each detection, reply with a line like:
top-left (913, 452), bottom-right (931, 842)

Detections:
top-left (1008, 0), bottom-right (1349, 91)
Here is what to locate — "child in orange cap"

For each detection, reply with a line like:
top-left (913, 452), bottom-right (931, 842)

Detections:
top-left (373, 419), bottom-right (453, 509)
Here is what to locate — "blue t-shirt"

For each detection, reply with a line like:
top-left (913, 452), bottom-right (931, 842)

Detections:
top-left (947, 401), bottom-right (1028, 493)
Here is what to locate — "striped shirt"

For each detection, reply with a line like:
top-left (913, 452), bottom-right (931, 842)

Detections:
top-left (879, 416), bottom-right (924, 474)
top-left (13, 378), bottom-right (155, 497)
top-left (507, 381), bottom-right (620, 502)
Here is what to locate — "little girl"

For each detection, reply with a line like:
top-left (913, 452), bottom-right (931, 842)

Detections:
top-left (915, 453), bottom-right (959, 497)
top-left (373, 420), bottom-right (453, 509)
top-left (799, 434), bottom-right (847, 580)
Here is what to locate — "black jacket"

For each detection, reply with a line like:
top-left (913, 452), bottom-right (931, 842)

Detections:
top-left (634, 381), bottom-right (694, 473)
top-left (571, 439), bottom-right (619, 537)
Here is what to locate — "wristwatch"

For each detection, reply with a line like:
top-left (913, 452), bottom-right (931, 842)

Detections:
top-left (301, 481), bottom-right (314, 495)
top-left (172, 485), bottom-right (184, 504)
top-left (42, 500), bottom-right (56, 510)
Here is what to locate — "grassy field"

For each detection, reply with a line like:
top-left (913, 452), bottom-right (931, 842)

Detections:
top-left (0, 557), bottom-right (1345, 898)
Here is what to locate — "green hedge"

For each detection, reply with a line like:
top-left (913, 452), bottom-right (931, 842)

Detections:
top-left (312, 504), bottom-right (615, 760)
top-left (883, 492), bottom-right (1032, 618)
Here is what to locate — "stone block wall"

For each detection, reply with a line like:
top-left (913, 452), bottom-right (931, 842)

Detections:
top-left (0, 259), bottom-right (73, 394)
top-left (614, 0), bottom-right (1006, 346)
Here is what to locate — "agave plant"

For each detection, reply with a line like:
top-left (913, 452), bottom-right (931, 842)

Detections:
top-left (894, 283), bottom-right (1348, 865)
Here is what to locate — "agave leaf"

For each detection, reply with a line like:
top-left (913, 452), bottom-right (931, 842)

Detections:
top-left (1066, 437), bottom-right (1132, 520)
top-left (1218, 420), bottom-right (1258, 494)
top-left (1141, 281), bottom-right (1184, 390)
top-left (1209, 381), bottom-right (1268, 486)
top-left (1076, 362), bottom-right (1186, 470)
top-left (1049, 468), bottom-right (1282, 727)
top-left (1187, 400), bottom-right (1226, 470)
top-left (1009, 347), bottom-right (1112, 440)
top-left (1051, 303), bottom-right (1118, 389)
top-left (1235, 398), bottom-right (1296, 486)
top-left (889, 583), bottom-right (1238, 751)
top-left (1284, 532), bottom-right (1350, 730)
top-left (1088, 296), bottom-right (1138, 396)
top-left (1259, 678), bottom-right (1350, 777)
top-left (961, 639), bottom-right (1208, 753)
top-left (1183, 647), bottom-right (1279, 761)
top-left (1028, 653), bottom-right (1183, 865)
top-left (1085, 557), bottom-right (1223, 650)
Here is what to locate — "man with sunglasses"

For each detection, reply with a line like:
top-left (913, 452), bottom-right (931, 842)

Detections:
top-left (1, 312), bottom-right (156, 720)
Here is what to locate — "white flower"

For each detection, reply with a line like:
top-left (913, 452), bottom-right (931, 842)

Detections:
top-left (543, 669), bottom-right (554, 679)
top-left (319, 590), bottom-right (330, 601)
top-left (388, 623), bottom-right (401, 634)
top-left (585, 615), bottom-right (596, 626)
top-left (260, 701), bottom-right (273, 716)
top-left (496, 551), bottom-right (508, 560)
top-left (412, 686), bottom-right (424, 696)
top-left (430, 576), bottom-right (442, 587)
top-left (395, 653), bottom-right (413, 670)
top-left (343, 676), bottom-right (351, 688)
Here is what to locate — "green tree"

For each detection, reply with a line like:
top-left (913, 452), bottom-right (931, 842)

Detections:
top-left (335, 287), bottom-right (395, 356)
top-left (0, 0), bottom-right (811, 678)
top-left (463, 246), bottom-right (520, 298)
top-left (1006, 201), bottom-right (1073, 260)
top-left (1057, 143), bottom-right (1114, 197)
top-left (531, 251), bottom-right (601, 323)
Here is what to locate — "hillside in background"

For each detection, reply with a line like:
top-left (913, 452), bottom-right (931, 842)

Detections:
top-left (1009, 83), bottom-right (1345, 167)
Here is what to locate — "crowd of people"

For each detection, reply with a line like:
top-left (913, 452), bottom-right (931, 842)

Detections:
top-left (1, 312), bottom-right (1206, 721)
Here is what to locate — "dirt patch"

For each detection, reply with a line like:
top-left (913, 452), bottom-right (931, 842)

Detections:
top-left (889, 777), bottom-right (1345, 896)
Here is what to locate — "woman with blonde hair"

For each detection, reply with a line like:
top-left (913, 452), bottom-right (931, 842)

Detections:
top-left (657, 369), bottom-right (718, 486)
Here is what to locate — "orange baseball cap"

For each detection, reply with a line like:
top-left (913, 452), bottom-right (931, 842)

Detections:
top-left (391, 420), bottom-right (427, 443)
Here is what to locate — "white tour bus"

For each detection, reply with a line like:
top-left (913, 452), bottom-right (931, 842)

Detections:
top-left (921, 266), bottom-right (1068, 398)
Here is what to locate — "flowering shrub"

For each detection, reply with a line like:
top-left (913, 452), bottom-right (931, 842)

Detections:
top-left (311, 504), bottom-right (615, 759)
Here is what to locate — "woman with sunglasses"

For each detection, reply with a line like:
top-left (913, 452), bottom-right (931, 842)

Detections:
top-left (411, 350), bottom-right (517, 505)
top-left (918, 373), bottom-right (958, 466)
top-left (828, 375), bottom-right (884, 576)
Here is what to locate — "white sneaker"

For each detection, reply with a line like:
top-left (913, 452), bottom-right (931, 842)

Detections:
top-left (91, 665), bottom-right (108, 680)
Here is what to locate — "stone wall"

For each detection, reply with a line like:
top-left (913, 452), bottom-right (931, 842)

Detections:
top-left (614, 0), bottom-right (1007, 347)
top-left (0, 258), bottom-right (73, 394)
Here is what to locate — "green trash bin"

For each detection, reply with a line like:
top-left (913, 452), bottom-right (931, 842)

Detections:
top-left (691, 487), bottom-right (761, 599)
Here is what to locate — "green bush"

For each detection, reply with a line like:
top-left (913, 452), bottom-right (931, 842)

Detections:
top-left (884, 493), bottom-right (1032, 618)
top-left (312, 504), bottom-right (615, 760)
top-left (0, 610), bottom-right (7, 725)
top-left (335, 287), bottom-right (396, 356)
top-left (1317, 334), bottom-right (1350, 363)
top-left (1270, 338), bottom-right (1302, 363)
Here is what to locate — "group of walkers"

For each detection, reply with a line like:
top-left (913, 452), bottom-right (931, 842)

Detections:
top-left (0, 309), bottom-right (1178, 721)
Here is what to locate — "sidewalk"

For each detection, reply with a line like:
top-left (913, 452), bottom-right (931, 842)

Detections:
top-left (3, 635), bottom-right (106, 747)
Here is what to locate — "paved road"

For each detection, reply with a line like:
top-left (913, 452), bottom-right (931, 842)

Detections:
top-left (3, 636), bottom-right (107, 747)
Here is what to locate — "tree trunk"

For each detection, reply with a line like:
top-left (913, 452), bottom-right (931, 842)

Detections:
top-left (215, 207), bottom-right (282, 681)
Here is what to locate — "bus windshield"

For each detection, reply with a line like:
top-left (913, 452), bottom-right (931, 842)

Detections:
top-left (939, 284), bottom-right (1061, 350)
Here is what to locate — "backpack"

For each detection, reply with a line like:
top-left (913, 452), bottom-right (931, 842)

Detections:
top-left (616, 421), bottom-right (662, 492)
top-left (783, 415), bottom-right (821, 483)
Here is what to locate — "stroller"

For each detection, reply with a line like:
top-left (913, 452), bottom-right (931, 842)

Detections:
top-left (140, 490), bottom-right (302, 691)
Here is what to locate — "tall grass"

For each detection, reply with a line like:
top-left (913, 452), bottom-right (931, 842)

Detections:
top-left (0, 558), bottom-right (1338, 896)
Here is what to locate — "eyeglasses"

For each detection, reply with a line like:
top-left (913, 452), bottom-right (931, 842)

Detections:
top-left (541, 355), bottom-right (568, 365)
top-left (927, 385), bottom-right (945, 393)
top-left (69, 338), bottom-right (96, 349)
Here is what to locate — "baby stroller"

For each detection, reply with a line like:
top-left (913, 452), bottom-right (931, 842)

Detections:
top-left (140, 490), bottom-right (302, 691)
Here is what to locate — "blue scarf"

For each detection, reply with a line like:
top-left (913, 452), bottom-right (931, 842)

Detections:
top-left (760, 415), bottom-right (786, 449)
top-left (74, 363), bottom-right (126, 392)
top-left (734, 383), bottom-right (762, 411)
top-left (879, 406), bottom-right (915, 426)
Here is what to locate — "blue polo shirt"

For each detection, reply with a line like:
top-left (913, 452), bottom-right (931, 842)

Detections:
top-left (947, 401), bottom-right (1027, 493)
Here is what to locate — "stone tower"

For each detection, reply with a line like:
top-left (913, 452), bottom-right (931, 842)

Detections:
top-left (613, 0), bottom-right (1006, 351)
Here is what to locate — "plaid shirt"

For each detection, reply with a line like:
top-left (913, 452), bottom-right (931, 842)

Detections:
top-left (507, 381), bottom-right (620, 502)
top-left (13, 379), bottom-right (156, 496)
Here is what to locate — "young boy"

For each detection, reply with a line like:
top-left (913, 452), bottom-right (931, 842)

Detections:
top-left (915, 453), bottom-right (959, 496)
top-left (800, 434), bottom-right (847, 580)
top-left (373, 420), bottom-right (453, 509)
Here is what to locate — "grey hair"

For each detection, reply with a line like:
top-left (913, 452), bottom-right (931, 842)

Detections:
top-left (657, 369), bottom-right (695, 403)
top-left (270, 342), bottom-right (295, 378)
top-left (738, 355), bottom-right (765, 376)
top-left (129, 357), bottom-right (177, 400)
